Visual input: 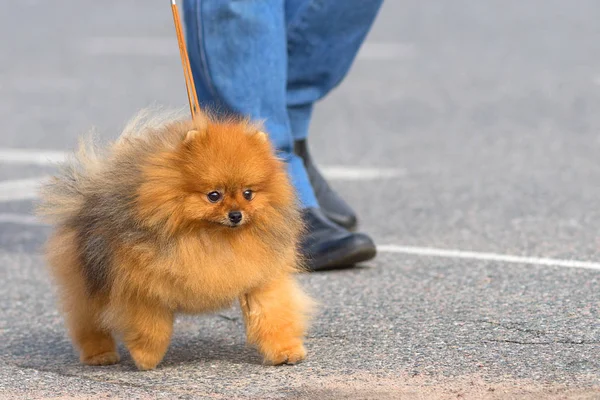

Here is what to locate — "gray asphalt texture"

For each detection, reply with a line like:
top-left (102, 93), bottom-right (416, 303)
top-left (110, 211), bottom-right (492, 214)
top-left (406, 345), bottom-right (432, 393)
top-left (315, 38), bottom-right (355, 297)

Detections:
top-left (1, 1), bottom-right (600, 399)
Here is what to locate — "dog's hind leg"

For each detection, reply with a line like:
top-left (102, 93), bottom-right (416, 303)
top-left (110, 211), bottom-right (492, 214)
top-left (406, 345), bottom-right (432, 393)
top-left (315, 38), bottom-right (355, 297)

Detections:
top-left (66, 293), bottom-right (120, 366)
top-left (46, 229), bottom-right (119, 366)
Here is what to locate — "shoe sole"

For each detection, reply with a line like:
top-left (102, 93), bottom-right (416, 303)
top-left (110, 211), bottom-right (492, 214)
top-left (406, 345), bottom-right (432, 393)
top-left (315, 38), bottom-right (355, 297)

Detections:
top-left (309, 242), bottom-right (377, 271)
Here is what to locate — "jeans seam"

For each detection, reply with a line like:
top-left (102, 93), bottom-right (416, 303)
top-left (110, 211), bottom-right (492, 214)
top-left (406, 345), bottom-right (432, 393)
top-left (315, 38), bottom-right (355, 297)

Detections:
top-left (193, 0), bottom-right (218, 99)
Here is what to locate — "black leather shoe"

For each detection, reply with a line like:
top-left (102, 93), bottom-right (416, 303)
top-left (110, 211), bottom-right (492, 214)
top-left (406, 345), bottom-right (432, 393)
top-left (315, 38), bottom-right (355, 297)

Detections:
top-left (300, 207), bottom-right (376, 271)
top-left (294, 140), bottom-right (358, 230)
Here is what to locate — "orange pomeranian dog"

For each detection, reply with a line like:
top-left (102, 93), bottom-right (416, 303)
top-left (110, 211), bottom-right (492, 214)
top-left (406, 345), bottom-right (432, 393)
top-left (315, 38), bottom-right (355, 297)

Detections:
top-left (36, 109), bottom-right (314, 370)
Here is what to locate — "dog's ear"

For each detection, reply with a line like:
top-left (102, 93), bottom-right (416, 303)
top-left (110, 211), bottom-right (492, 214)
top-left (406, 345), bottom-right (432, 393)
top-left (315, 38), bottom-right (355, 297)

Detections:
top-left (184, 112), bottom-right (210, 144)
top-left (243, 118), bottom-right (268, 142)
top-left (184, 128), bottom-right (207, 144)
top-left (254, 131), bottom-right (268, 142)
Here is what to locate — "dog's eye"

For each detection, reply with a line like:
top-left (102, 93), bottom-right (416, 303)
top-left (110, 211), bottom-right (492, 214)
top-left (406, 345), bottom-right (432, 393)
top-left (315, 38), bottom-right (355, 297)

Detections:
top-left (243, 189), bottom-right (253, 201)
top-left (207, 191), bottom-right (222, 203)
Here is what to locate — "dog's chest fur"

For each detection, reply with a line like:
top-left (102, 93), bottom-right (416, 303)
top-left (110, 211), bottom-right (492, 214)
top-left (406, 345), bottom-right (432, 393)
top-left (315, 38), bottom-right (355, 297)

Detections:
top-left (113, 228), bottom-right (295, 313)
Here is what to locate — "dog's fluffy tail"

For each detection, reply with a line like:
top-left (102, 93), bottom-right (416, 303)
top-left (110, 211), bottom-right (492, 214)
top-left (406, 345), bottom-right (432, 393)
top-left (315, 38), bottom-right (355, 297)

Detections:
top-left (36, 135), bottom-right (105, 225)
top-left (36, 107), bottom-right (189, 226)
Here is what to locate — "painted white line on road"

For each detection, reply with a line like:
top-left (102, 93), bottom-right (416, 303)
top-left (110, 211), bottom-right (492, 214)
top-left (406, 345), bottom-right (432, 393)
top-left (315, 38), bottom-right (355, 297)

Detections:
top-left (0, 177), bottom-right (48, 202)
top-left (80, 37), bottom-right (412, 61)
top-left (0, 149), bottom-right (66, 166)
top-left (0, 213), bottom-right (47, 226)
top-left (0, 149), bottom-right (405, 180)
top-left (0, 164), bottom-right (401, 203)
top-left (322, 166), bottom-right (405, 180)
top-left (378, 245), bottom-right (600, 271)
top-left (357, 43), bottom-right (416, 61)
top-left (0, 213), bottom-right (597, 272)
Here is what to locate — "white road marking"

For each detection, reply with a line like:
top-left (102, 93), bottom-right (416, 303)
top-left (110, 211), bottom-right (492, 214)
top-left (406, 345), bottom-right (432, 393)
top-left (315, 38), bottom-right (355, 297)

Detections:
top-left (0, 149), bottom-right (66, 166)
top-left (80, 37), bottom-right (412, 61)
top-left (0, 177), bottom-right (48, 202)
top-left (0, 164), bottom-right (402, 204)
top-left (0, 172), bottom-right (595, 270)
top-left (322, 166), bottom-right (405, 180)
top-left (0, 149), bottom-right (405, 181)
top-left (0, 149), bottom-right (403, 203)
top-left (357, 43), bottom-right (416, 61)
top-left (378, 245), bottom-right (600, 271)
top-left (0, 213), bottom-right (47, 226)
top-left (0, 209), bottom-right (597, 272)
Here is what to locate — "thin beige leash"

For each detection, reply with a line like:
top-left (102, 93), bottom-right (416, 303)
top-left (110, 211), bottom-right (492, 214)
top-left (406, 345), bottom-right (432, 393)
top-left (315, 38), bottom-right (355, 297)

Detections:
top-left (170, 0), bottom-right (200, 119)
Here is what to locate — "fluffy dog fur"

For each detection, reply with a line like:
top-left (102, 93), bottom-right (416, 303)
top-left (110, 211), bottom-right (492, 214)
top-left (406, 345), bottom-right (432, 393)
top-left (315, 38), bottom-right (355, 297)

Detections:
top-left (37, 110), bottom-right (314, 370)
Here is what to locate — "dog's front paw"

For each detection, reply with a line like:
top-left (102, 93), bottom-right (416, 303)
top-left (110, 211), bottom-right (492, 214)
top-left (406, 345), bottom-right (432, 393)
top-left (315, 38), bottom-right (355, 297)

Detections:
top-left (262, 341), bottom-right (307, 365)
top-left (129, 348), bottom-right (165, 371)
top-left (81, 351), bottom-right (120, 366)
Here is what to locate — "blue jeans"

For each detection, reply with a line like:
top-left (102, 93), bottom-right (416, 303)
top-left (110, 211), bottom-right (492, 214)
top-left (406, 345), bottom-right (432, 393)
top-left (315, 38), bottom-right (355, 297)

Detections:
top-left (183, 0), bottom-right (383, 208)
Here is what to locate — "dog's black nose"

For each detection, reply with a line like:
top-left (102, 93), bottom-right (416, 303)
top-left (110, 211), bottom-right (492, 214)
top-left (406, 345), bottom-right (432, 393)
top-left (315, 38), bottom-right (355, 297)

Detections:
top-left (228, 211), bottom-right (242, 224)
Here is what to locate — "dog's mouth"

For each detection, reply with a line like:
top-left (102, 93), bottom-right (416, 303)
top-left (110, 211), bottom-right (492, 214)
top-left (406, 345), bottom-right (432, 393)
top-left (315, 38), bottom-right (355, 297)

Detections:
top-left (215, 214), bottom-right (250, 229)
top-left (218, 220), bottom-right (247, 228)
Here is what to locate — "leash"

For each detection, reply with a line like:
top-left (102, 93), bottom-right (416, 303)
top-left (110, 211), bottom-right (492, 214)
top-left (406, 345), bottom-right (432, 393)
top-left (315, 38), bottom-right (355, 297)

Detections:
top-left (170, 0), bottom-right (200, 119)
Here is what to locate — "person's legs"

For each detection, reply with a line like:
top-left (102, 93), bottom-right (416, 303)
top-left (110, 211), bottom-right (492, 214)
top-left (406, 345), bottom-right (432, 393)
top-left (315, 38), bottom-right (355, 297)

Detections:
top-left (183, 0), bottom-right (378, 270)
top-left (182, 0), bottom-right (318, 208)
top-left (284, 0), bottom-right (384, 140)
top-left (284, 0), bottom-right (384, 229)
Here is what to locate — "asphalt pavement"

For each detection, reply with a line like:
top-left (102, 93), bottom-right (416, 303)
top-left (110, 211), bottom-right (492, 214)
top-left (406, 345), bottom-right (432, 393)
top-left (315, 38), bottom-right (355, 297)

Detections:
top-left (1, 1), bottom-right (599, 399)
